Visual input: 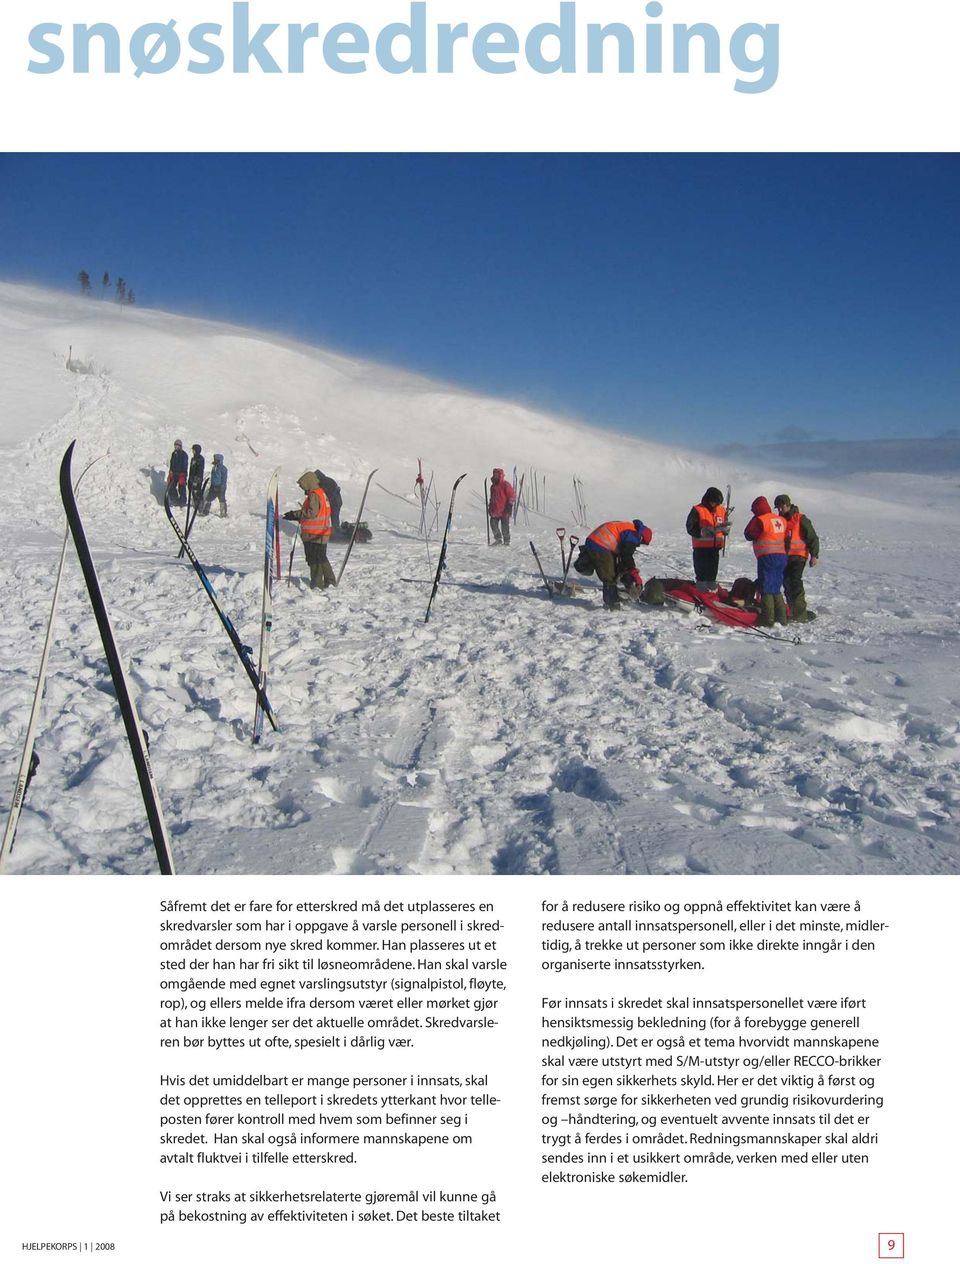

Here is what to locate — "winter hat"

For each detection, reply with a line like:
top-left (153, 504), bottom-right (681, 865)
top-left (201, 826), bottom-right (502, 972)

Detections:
top-left (633, 520), bottom-right (653, 545)
top-left (492, 468), bottom-right (504, 479)
top-left (173, 440), bottom-right (183, 448)
top-left (751, 496), bottom-right (772, 515)
top-left (192, 444), bottom-right (202, 454)
top-left (703, 487), bottom-right (724, 507)
top-left (774, 493), bottom-right (792, 510)
top-left (213, 453), bottom-right (223, 462)
top-left (297, 470), bottom-right (320, 492)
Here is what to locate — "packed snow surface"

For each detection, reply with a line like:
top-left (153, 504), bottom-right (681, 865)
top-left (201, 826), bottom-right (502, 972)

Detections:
top-left (1, 283), bottom-right (958, 875)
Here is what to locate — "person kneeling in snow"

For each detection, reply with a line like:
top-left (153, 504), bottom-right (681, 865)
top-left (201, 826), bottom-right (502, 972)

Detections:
top-left (743, 496), bottom-right (788, 626)
top-left (574, 519), bottom-right (653, 610)
top-left (284, 471), bottom-right (337, 590)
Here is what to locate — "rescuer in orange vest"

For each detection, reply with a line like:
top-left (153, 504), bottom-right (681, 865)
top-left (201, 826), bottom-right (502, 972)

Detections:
top-left (743, 496), bottom-right (788, 627)
top-left (284, 471), bottom-right (337, 590)
top-left (573, 518), bottom-right (653, 610)
top-left (685, 486), bottom-right (730, 592)
top-left (774, 494), bottom-right (820, 623)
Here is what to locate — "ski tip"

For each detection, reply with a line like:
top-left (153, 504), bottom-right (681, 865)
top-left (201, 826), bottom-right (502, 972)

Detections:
top-left (59, 440), bottom-right (78, 487)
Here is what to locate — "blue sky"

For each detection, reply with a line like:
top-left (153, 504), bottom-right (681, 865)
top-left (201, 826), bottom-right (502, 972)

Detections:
top-left (1, 153), bottom-right (957, 445)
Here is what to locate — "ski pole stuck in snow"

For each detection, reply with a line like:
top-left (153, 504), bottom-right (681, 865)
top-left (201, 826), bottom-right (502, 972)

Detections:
top-left (253, 469), bottom-right (280, 745)
top-left (164, 488), bottom-right (279, 735)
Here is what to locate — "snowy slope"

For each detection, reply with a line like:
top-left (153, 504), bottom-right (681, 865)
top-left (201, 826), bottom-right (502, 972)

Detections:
top-left (1, 282), bottom-right (957, 876)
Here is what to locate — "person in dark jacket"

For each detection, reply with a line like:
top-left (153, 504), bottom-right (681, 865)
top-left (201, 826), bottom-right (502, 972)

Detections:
top-left (487, 468), bottom-right (516, 545)
top-left (200, 453), bottom-right (228, 517)
top-left (188, 444), bottom-right (205, 507)
top-left (574, 519), bottom-right (653, 610)
top-left (685, 486), bottom-right (730, 592)
top-left (774, 494), bottom-right (820, 622)
top-left (167, 440), bottom-right (188, 507)
top-left (314, 470), bottom-right (343, 533)
top-left (743, 496), bottom-right (788, 626)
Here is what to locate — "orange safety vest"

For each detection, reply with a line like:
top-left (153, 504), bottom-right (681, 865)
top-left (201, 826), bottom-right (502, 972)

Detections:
top-left (586, 521), bottom-right (636, 552)
top-left (751, 512), bottom-right (787, 557)
top-left (785, 510), bottom-right (808, 559)
top-left (692, 503), bottom-right (727, 549)
top-left (300, 487), bottom-right (332, 538)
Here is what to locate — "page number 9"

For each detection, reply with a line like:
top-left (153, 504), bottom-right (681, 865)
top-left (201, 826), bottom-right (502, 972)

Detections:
top-left (878, 1233), bottom-right (904, 1259)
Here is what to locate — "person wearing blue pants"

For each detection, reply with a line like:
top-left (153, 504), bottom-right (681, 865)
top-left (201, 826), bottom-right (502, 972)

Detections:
top-left (743, 496), bottom-right (788, 626)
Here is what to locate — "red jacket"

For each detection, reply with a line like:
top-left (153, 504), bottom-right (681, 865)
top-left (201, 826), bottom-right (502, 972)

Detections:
top-left (488, 470), bottom-right (515, 518)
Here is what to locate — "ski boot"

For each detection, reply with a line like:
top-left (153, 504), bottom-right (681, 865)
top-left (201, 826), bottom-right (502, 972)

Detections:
top-left (788, 592), bottom-right (811, 622)
top-left (602, 582), bottom-right (622, 611)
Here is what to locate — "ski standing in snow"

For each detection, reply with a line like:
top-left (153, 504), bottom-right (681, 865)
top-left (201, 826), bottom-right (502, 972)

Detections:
top-left (63, 442), bottom-right (177, 874)
top-left (336, 468), bottom-right (378, 585)
top-left (1, 456), bottom-right (101, 868)
top-left (425, 474), bottom-right (467, 622)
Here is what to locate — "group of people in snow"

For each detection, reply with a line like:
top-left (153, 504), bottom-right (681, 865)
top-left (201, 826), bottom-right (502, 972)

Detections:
top-left (167, 448), bottom-right (820, 623)
top-left (165, 447), bottom-right (350, 591)
top-left (741, 493), bottom-right (820, 625)
top-left (574, 487), bottom-right (820, 625)
top-left (166, 441), bottom-right (228, 517)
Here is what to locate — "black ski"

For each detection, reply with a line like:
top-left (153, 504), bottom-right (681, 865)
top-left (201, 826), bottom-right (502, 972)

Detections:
top-left (336, 468), bottom-right (379, 585)
top-left (425, 474), bottom-right (467, 622)
top-left (1, 457), bottom-right (100, 867)
top-left (164, 491), bottom-right (279, 733)
top-left (178, 476), bottom-right (209, 559)
top-left (59, 442), bottom-right (176, 875)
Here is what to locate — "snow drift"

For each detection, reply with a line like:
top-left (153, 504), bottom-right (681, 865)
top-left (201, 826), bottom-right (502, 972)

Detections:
top-left (1, 282), bottom-right (957, 876)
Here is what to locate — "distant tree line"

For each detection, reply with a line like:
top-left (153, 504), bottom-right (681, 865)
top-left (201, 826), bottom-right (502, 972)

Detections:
top-left (77, 270), bottom-right (136, 306)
